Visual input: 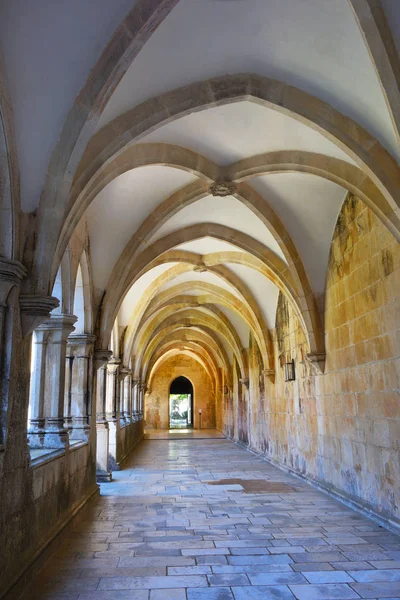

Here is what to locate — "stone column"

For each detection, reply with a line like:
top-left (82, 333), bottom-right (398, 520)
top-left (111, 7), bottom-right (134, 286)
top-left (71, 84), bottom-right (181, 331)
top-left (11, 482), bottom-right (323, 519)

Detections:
top-left (39, 314), bottom-right (77, 448)
top-left (28, 328), bottom-right (50, 444)
top-left (138, 382), bottom-right (146, 419)
top-left (106, 358), bottom-right (121, 469)
top-left (0, 259), bottom-right (27, 450)
top-left (132, 378), bottom-right (140, 420)
top-left (67, 334), bottom-right (96, 441)
top-left (64, 344), bottom-right (74, 432)
top-left (119, 368), bottom-right (132, 424)
top-left (94, 349), bottom-right (112, 482)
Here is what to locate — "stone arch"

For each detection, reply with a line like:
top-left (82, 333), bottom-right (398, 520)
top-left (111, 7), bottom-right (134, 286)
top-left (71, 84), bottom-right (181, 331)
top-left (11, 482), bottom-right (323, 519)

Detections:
top-left (348, 0), bottom-right (400, 143)
top-left (34, 73), bottom-right (400, 295)
top-left (121, 260), bottom-right (270, 368)
top-left (100, 224), bottom-right (299, 363)
top-left (128, 285), bottom-right (260, 366)
top-left (146, 345), bottom-right (218, 392)
top-left (57, 145), bottom-right (400, 277)
top-left (30, 0), bottom-right (180, 294)
top-left (135, 308), bottom-right (247, 380)
top-left (138, 322), bottom-right (243, 382)
top-left (0, 51), bottom-right (20, 261)
top-left (136, 328), bottom-right (230, 381)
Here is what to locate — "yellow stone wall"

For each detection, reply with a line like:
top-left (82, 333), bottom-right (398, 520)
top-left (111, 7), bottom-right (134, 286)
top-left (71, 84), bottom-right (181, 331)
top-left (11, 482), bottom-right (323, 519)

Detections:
top-left (145, 354), bottom-right (216, 429)
top-left (320, 194), bottom-right (399, 520)
top-left (222, 195), bottom-right (400, 524)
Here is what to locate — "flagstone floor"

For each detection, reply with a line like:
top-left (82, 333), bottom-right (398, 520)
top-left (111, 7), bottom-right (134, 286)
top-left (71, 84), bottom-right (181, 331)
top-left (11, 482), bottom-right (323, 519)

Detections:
top-left (22, 436), bottom-right (400, 600)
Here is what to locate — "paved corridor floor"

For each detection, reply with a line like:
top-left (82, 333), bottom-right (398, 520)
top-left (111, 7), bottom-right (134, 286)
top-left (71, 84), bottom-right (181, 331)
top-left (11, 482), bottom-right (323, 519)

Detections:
top-left (22, 438), bottom-right (400, 600)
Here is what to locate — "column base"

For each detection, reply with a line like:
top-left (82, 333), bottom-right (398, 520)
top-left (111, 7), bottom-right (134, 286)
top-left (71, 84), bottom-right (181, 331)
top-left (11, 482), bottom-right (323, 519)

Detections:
top-left (96, 469), bottom-right (112, 482)
top-left (28, 429), bottom-right (69, 449)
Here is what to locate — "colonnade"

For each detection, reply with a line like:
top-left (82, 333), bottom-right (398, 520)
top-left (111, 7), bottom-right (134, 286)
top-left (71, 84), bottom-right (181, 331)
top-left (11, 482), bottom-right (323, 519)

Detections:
top-left (26, 310), bottom-right (144, 477)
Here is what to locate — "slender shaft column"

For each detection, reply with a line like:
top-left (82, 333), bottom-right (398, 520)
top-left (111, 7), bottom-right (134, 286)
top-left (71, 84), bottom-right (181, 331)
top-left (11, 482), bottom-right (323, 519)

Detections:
top-left (0, 259), bottom-right (27, 449)
top-left (106, 359), bottom-right (121, 469)
top-left (64, 345), bottom-right (74, 431)
top-left (138, 383), bottom-right (146, 419)
top-left (119, 368), bottom-right (131, 424)
top-left (132, 379), bottom-right (139, 420)
top-left (67, 334), bottom-right (96, 441)
top-left (28, 329), bottom-right (50, 445)
top-left (94, 349), bottom-right (112, 482)
top-left (40, 314), bottom-right (77, 448)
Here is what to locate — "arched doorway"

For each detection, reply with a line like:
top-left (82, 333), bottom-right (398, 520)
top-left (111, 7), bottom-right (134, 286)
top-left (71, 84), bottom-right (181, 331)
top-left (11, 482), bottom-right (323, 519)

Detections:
top-left (169, 376), bottom-right (194, 429)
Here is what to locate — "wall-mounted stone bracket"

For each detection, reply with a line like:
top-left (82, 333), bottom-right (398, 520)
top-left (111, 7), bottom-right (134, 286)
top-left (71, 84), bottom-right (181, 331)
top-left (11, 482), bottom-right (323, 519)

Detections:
top-left (19, 295), bottom-right (59, 336)
top-left (239, 377), bottom-right (249, 389)
top-left (262, 368), bottom-right (275, 384)
top-left (306, 352), bottom-right (326, 375)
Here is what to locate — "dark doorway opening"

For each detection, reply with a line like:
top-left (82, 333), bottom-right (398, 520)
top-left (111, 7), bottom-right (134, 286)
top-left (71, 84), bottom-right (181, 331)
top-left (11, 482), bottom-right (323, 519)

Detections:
top-left (169, 376), bottom-right (194, 429)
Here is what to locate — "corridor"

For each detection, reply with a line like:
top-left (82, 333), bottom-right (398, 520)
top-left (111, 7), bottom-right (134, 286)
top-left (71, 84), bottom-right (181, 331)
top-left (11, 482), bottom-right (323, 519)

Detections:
top-left (22, 437), bottom-right (400, 600)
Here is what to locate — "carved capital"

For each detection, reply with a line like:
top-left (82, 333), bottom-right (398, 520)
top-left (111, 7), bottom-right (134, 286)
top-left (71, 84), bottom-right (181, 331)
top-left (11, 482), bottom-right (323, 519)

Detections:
top-left (306, 352), bottom-right (326, 375)
top-left (0, 259), bottom-right (27, 304)
top-left (107, 358), bottom-right (121, 374)
top-left (19, 294), bottom-right (59, 336)
top-left (119, 367), bottom-right (132, 379)
top-left (37, 314), bottom-right (77, 343)
top-left (209, 181), bottom-right (237, 197)
top-left (193, 264), bottom-right (208, 273)
top-left (67, 333), bottom-right (97, 356)
top-left (94, 349), bottom-right (113, 367)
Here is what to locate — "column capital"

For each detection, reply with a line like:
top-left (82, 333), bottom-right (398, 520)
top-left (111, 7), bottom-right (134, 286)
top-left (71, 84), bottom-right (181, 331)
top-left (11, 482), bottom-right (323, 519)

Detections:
top-left (0, 258), bottom-right (27, 304)
top-left (67, 333), bottom-right (96, 356)
top-left (132, 378), bottom-right (140, 387)
top-left (107, 358), bottom-right (121, 374)
top-left (37, 313), bottom-right (77, 341)
top-left (119, 367), bottom-right (132, 377)
top-left (19, 294), bottom-right (59, 336)
top-left (94, 349), bottom-right (113, 367)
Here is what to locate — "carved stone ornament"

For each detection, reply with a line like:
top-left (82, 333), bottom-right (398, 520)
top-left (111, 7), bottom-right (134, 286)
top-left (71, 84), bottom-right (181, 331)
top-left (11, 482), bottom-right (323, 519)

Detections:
top-left (209, 181), bottom-right (237, 197)
top-left (306, 352), bottom-right (326, 375)
top-left (19, 294), bottom-right (60, 336)
top-left (193, 265), bottom-right (208, 273)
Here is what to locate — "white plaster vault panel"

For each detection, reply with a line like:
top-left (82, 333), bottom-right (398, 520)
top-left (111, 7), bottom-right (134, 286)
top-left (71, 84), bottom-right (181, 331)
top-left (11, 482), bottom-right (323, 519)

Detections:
top-left (250, 173), bottom-right (347, 295)
top-left (0, 0), bottom-right (135, 211)
top-left (147, 194), bottom-right (286, 262)
top-left (118, 263), bottom-right (177, 327)
top-left (97, 0), bottom-right (398, 162)
top-left (86, 166), bottom-right (195, 292)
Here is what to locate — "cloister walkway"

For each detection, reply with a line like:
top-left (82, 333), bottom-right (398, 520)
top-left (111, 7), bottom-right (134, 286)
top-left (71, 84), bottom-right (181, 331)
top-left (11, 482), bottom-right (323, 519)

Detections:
top-left (22, 436), bottom-right (400, 600)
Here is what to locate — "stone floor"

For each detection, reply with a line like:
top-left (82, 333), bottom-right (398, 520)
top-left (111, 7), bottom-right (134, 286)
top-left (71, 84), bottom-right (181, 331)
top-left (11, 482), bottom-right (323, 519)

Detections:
top-left (21, 436), bottom-right (400, 600)
top-left (144, 428), bottom-right (225, 440)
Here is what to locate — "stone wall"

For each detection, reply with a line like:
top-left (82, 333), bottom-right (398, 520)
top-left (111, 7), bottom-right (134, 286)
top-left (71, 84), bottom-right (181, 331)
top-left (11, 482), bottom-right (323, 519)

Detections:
top-left (222, 196), bottom-right (400, 527)
top-left (145, 354), bottom-right (216, 429)
top-left (320, 195), bottom-right (399, 522)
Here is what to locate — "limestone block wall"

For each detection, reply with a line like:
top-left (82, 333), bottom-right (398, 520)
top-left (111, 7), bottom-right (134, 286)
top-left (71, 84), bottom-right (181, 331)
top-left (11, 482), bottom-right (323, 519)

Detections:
top-left (145, 354), bottom-right (216, 429)
top-left (222, 196), bottom-right (400, 527)
top-left (319, 195), bottom-right (399, 522)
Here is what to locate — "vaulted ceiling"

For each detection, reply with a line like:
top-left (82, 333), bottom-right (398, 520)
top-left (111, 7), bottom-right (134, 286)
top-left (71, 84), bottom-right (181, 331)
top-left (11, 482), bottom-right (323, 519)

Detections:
top-left (1, 0), bottom-right (399, 386)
